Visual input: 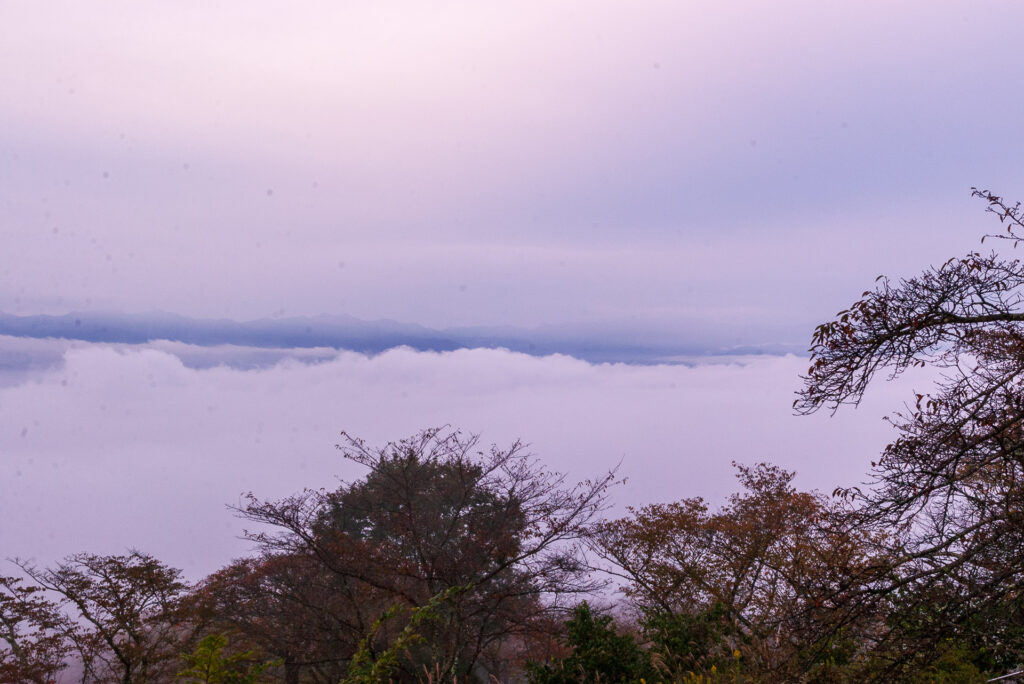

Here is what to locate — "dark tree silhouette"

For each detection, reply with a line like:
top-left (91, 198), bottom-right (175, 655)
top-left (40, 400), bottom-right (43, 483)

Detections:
top-left (197, 553), bottom-right (372, 684)
top-left (235, 428), bottom-right (617, 681)
top-left (796, 189), bottom-right (1024, 675)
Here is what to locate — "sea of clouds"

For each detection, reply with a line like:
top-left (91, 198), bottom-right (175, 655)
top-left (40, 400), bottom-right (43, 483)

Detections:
top-left (0, 336), bottom-right (921, 579)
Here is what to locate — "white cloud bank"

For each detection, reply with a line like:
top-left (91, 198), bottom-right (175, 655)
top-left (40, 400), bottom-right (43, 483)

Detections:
top-left (0, 340), bottom-right (919, 579)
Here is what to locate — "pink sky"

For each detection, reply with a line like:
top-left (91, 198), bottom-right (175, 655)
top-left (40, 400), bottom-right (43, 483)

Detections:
top-left (2, 2), bottom-right (1021, 331)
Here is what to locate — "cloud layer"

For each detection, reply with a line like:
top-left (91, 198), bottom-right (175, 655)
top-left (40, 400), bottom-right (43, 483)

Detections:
top-left (1, 339), bottom-right (917, 579)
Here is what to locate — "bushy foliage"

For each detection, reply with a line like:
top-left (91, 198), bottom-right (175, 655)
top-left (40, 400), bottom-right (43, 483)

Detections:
top-left (177, 634), bottom-right (277, 684)
top-left (527, 602), bottom-right (655, 684)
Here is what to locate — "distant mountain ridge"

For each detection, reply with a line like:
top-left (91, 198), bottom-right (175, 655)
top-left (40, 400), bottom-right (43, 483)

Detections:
top-left (0, 311), bottom-right (800, 364)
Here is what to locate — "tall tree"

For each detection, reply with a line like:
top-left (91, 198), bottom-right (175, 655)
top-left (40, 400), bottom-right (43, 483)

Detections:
top-left (196, 553), bottom-right (373, 684)
top-left (235, 428), bottom-right (616, 681)
top-left (795, 188), bottom-right (1024, 675)
top-left (595, 464), bottom-right (879, 681)
top-left (15, 551), bottom-right (191, 684)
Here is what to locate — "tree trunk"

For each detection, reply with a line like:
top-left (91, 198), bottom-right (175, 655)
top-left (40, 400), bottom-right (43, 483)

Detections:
top-left (284, 657), bottom-right (300, 684)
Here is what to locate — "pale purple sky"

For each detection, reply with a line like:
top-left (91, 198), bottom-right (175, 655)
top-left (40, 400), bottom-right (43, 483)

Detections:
top-left (4, 2), bottom-right (1023, 332)
top-left (2, 2), bottom-right (1023, 577)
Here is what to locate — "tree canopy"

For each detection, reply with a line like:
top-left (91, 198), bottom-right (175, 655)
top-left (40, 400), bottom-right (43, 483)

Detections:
top-left (15, 551), bottom-right (191, 684)
top-left (235, 428), bottom-right (617, 681)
